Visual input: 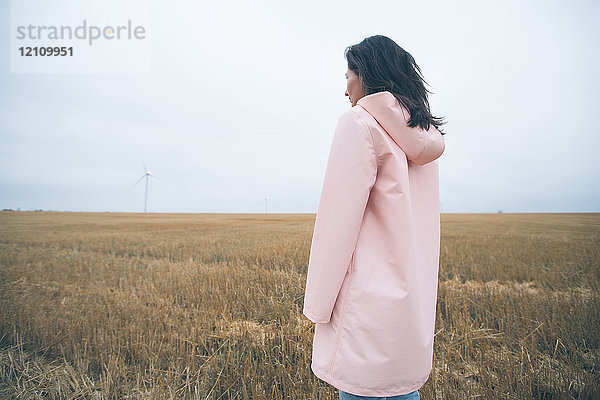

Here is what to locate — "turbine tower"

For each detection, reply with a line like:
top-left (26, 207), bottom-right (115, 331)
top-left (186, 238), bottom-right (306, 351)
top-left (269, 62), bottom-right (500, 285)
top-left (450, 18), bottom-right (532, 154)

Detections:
top-left (265, 195), bottom-right (270, 214)
top-left (144, 169), bottom-right (151, 213)
top-left (132, 162), bottom-right (160, 213)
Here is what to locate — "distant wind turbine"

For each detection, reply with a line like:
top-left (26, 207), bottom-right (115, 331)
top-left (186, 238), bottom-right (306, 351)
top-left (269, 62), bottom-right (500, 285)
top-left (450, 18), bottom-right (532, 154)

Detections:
top-left (264, 195), bottom-right (270, 214)
top-left (132, 162), bottom-right (161, 213)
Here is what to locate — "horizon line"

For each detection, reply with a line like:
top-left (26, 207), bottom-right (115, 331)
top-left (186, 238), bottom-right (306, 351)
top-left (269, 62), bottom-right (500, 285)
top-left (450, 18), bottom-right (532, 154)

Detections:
top-left (1, 210), bottom-right (599, 215)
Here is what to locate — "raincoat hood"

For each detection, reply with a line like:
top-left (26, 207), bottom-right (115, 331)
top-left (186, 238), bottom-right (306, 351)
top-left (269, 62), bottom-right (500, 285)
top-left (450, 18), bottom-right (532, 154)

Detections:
top-left (357, 91), bottom-right (445, 165)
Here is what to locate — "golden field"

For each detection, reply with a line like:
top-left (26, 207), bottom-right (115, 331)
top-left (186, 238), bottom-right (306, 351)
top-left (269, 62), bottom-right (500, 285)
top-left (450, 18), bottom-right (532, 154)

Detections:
top-left (0, 211), bottom-right (598, 399)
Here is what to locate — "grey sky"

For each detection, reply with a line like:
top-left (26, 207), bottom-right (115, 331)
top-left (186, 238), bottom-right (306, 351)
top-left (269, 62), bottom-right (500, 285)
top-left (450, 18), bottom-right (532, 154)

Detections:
top-left (1, 0), bottom-right (598, 213)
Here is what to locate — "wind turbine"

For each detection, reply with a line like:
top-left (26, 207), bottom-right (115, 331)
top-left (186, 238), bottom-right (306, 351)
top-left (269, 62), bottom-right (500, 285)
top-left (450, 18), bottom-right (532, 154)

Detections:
top-left (132, 162), bottom-right (160, 213)
top-left (264, 195), bottom-right (270, 214)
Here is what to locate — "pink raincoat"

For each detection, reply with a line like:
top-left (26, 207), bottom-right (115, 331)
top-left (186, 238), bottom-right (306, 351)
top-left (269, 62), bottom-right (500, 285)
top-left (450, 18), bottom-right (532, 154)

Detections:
top-left (303, 91), bottom-right (445, 396)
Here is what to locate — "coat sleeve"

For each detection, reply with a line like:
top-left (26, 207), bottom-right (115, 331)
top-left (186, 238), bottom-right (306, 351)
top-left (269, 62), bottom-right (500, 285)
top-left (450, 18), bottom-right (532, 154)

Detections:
top-left (302, 110), bottom-right (378, 324)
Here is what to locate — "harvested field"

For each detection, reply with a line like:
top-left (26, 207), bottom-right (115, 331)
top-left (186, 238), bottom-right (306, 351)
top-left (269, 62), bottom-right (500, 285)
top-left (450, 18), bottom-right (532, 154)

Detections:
top-left (0, 211), bottom-right (598, 399)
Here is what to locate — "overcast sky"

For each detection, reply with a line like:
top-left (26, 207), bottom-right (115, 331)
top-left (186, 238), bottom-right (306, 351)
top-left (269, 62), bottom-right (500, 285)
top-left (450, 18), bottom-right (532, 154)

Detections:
top-left (1, 0), bottom-right (598, 213)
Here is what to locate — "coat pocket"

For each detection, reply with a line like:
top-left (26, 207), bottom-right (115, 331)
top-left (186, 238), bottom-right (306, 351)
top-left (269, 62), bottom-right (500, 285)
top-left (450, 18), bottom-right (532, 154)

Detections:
top-left (349, 250), bottom-right (357, 273)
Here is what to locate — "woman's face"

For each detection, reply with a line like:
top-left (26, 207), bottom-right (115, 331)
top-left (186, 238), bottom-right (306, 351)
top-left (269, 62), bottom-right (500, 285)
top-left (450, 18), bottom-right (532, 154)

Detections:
top-left (345, 68), bottom-right (364, 107)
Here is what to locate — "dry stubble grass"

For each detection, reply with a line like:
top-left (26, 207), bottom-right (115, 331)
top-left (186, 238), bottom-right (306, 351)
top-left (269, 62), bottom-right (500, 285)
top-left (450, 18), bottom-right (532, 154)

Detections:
top-left (0, 211), bottom-right (598, 399)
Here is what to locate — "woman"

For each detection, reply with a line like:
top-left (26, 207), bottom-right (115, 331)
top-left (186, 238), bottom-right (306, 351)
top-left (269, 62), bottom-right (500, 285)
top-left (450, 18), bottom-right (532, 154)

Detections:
top-left (302, 35), bottom-right (446, 399)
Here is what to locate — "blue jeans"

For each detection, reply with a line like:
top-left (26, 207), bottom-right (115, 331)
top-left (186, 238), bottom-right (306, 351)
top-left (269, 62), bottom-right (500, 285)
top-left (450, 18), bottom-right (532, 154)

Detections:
top-left (339, 389), bottom-right (420, 400)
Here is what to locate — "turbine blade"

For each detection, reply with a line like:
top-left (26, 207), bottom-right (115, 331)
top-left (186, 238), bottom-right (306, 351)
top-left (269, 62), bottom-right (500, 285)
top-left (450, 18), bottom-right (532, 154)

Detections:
top-left (131, 174), bottom-right (146, 188)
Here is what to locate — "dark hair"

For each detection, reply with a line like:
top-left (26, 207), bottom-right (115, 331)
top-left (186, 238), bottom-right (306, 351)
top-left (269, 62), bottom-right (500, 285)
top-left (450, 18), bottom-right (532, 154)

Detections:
top-left (345, 35), bottom-right (446, 135)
